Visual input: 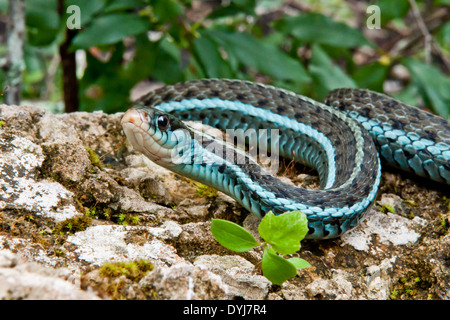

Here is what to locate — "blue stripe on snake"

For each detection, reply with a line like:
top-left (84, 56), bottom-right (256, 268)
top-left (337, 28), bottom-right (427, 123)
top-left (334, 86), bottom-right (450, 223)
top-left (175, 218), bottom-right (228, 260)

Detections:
top-left (121, 79), bottom-right (450, 239)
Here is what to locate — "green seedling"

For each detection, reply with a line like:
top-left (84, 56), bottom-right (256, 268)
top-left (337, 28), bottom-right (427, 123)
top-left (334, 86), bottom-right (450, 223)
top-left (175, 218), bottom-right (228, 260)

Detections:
top-left (210, 210), bottom-right (310, 285)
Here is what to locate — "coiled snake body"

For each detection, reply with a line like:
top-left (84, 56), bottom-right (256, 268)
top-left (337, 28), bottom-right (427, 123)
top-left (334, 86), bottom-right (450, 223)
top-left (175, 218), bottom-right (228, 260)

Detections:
top-left (121, 79), bottom-right (450, 239)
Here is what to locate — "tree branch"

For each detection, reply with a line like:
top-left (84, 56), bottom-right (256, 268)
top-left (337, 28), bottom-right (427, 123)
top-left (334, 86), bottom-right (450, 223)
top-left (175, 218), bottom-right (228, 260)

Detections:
top-left (408, 0), bottom-right (432, 64)
top-left (3, 0), bottom-right (25, 105)
top-left (58, 0), bottom-right (79, 113)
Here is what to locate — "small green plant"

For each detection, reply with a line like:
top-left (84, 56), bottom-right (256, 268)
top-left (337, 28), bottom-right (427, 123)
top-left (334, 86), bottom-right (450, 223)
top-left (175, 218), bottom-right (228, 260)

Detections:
top-left (84, 146), bottom-right (104, 172)
top-left (390, 289), bottom-right (399, 300)
top-left (439, 213), bottom-right (450, 234)
top-left (54, 214), bottom-right (92, 236)
top-left (379, 203), bottom-right (395, 214)
top-left (117, 213), bottom-right (140, 225)
top-left (84, 206), bottom-right (98, 219)
top-left (210, 211), bottom-right (310, 285)
top-left (444, 196), bottom-right (450, 212)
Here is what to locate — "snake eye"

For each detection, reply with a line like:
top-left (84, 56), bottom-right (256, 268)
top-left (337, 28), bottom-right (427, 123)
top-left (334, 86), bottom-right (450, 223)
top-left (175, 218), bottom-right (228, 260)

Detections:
top-left (157, 115), bottom-right (170, 131)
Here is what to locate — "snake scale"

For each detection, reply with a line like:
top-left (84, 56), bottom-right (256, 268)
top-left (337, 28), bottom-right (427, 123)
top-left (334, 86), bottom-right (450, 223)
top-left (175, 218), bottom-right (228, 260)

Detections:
top-left (121, 79), bottom-right (450, 239)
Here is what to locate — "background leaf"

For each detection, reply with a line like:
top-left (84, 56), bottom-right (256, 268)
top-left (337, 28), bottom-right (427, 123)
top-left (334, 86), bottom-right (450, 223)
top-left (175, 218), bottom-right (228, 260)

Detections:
top-left (25, 0), bottom-right (60, 46)
top-left (403, 58), bottom-right (450, 118)
top-left (152, 0), bottom-right (183, 22)
top-left (208, 0), bottom-right (256, 19)
top-left (205, 29), bottom-right (310, 83)
top-left (104, 0), bottom-right (147, 13)
top-left (274, 12), bottom-right (372, 48)
top-left (309, 44), bottom-right (357, 100)
top-left (194, 31), bottom-right (233, 78)
top-left (64, 0), bottom-right (107, 26)
top-left (375, 0), bottom-right (411, 26)
top-left (71, 13), bottom-right (150, 49)
top-left (151, 38), bottom-right (185, 84)
top-left (352, 62), bottom-right (389, 93)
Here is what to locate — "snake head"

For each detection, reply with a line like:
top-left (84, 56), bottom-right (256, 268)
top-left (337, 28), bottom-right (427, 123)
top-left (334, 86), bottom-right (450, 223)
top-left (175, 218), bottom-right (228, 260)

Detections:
top-left (121, 105), bottom-right (192, 166)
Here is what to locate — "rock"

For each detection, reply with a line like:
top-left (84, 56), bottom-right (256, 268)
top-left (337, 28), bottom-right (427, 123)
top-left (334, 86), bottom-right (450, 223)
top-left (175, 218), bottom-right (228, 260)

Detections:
top-left (0, 134), bottom-right (80, 222)
top-left (147, 220), bottom-right (183, 240)
top-left (242, 214), bottom-right (263, 242)
top-left (38, 111), bottom-right (82, 144)
top-left (377, 193), bottom-right (408, 217)
top-left (0, 249), bottom-right (17, 268)
top-left (178, 198), bottom-right (210, 218)
top-left (140, 262), bottom-right (228, 300)
top-left (176, 222), bottom-right (221, 259)
top-left (304, 269), bottom-right (355, 300)
top-left (194, 254), bottom-right (271, 299)
top-left (365, 257), bottom-right (396, 300)
top-left (66, 225), bottom-right (185, 267)
top-left (341, 208), bottom-right (422, 252)
top-left (41, 142), bottom-right (91, 182)
top-left (1, 104), bottom-right (449, 300)
top-left (417, 234), bottom-right (450, 300)
top-left (0, 104), bottom-right (44, 139)
top-left (278, 283), bottom-right (308, 300)
top-left (121, 154), bottom-right (201, 206)
top-left (0, 249), bottom-right (99, 299)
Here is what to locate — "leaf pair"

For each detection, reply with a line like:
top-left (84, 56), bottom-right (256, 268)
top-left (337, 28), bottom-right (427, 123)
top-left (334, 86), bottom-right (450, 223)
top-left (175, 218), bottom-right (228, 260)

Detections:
top-left (210, 211), bottom-right (310, 285)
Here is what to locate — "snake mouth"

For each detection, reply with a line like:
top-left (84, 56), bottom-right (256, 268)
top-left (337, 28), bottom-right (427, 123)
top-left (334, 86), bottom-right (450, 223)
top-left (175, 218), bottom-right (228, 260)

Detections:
top-left (121, 108), bottom-right (165, 163)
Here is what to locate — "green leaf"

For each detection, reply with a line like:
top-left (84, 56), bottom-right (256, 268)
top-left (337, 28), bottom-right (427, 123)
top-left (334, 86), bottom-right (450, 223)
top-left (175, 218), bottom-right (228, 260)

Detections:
top-left (205, 29), bottom-right (310, 83)
top-left (151, 38), bottom-right (185, 84)
top-left (309, 44), bottom-right (356, 100)
top-left (152, 0), bottom-right (184, 22)
top-left (79, 43), bottom-right (134, 113)
top-left (23, 46), bottom-right (46, 83)
top-left (208, 0), bottom-right (256, 19)
top-left (352, 62), bottom-right (389, 92)
top-left (210, 219), bottom-right (261, 252)
top-left (403, 58), bottom-right (450, 118)
top-left (25, 0), bottom-right (60, 46)
top-left (258, 211), bottom-right (308, 255)
top-left (26, 0), bottom-right (59, 30)
top-left (194, 32), bottom-right (233, 78)
top-left (437, 21), bottom-right (450, 48)
top-left (71, 13), bottom-right (150, 49)
top-left (375, 0), bottom-right (410, 25)
top-left (65, 0), bottom-right (107, 26)
top-left (0, 0), bottom-right (7, 12)
top-left (262, 247), bottom-right (297, 285)
top-left (287, 257), bottom-right (311, 270)
top-left (125, 34), bottom-right (159, 82)
top-left (274, 12), bottom-right (372, 48)
top-left (104, 0), bottom-right (146, 13)
top-left (392, 82), bottom-right (421, 107)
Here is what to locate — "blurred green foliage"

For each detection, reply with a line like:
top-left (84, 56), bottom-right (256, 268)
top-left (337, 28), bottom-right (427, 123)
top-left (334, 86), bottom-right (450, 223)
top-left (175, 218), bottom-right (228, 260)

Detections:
top-left (0, 0), bottom-right (449, 117)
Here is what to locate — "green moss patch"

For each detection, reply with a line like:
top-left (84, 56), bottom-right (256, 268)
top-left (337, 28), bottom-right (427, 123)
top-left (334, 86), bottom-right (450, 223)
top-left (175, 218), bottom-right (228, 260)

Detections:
top-left (99, 259), bottom-right (154, 282)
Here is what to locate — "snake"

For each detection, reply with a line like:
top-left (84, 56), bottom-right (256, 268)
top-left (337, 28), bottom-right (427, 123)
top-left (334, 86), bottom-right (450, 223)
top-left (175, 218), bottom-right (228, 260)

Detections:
top-left (121, 79), bottom-right (450, 239)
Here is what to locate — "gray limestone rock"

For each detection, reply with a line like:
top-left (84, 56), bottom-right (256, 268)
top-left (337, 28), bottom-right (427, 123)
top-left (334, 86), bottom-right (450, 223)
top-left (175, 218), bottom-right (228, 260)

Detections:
top-left (1, 104), bottom-right (449, 300)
